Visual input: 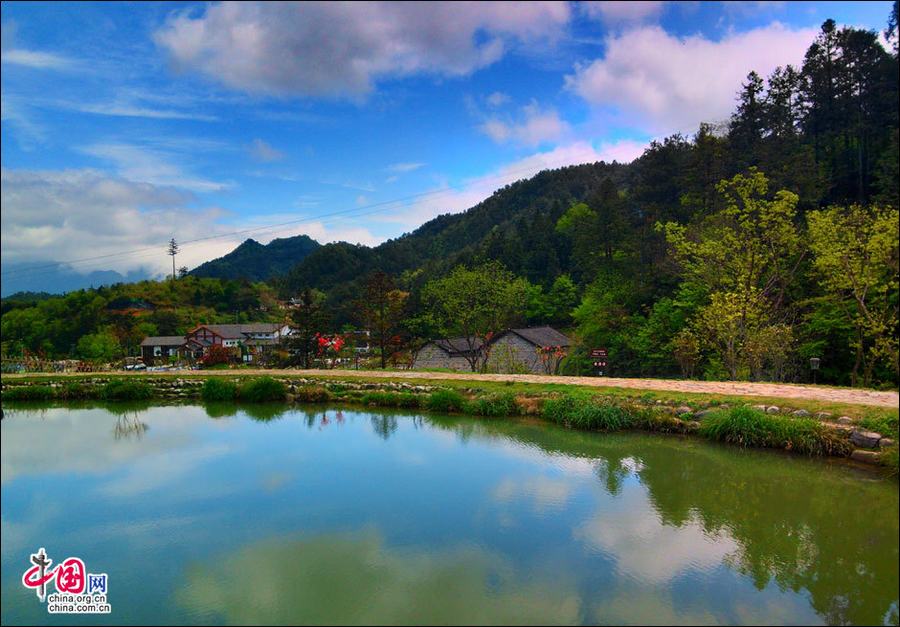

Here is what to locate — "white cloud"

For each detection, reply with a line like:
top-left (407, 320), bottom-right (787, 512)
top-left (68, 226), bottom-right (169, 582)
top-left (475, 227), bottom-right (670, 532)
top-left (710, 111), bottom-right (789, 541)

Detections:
top-left (81, 142), bottom-right (232, 193)
top-left (386, 162), bottom-right (425, 173)
top-left (487, 91), bottom-right (510, 107)
top-left (1, 21), bottom-right (73, 70)
top-left (67, 101), bottom-right (218, 121)
top-left (479, 102), bottom-right (570, 147)
top-left (0, 168), bottom-right (379, 278)
top-left (565, 23), bottom-right (817, 133)
top-left (581, 1), bottom-right (667, 25)
top-left (153, 1), bottom-right (571, 97)
top-left (248, 138), bottom-right (286, 162)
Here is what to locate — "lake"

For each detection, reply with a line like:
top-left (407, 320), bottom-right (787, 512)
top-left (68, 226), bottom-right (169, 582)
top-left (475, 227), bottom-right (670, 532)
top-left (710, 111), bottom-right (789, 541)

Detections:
top-left (1, 403), bottom-right (897, 625)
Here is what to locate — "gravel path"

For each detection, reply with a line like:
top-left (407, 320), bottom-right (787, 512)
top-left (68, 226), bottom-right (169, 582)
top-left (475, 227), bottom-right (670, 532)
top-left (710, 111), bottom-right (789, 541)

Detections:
top-left (7, 369), bottom-right (897, 407)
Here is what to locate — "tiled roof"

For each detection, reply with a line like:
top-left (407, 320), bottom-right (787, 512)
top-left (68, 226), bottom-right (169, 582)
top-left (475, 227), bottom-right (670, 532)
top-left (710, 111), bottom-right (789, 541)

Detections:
top-left (506, 326), bottom-right (571, 347)
top-left (140, 336), bottom-right (185, 347)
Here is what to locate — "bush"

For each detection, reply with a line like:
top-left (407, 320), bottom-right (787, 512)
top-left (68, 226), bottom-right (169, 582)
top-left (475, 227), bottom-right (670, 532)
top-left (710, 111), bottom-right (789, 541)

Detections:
top-left (361, 391), bottom-right (421, 408)
top-left (465, 393), bottom-right (519, 417)
top-left (101, 380), bottom-right (152, 401)
top-left (295, 385), bottom-right (332, 402)
top-left (201, 345), bottom-right (233, 368)
top-left (3, 385), bottom-right (55, 401)
top-left (58, 382), bottom-right (95, 400)
top-left (699, 407), bottom-right (851, 456)
top-left (425, 389), bottom-right (465, 413)
top-left (201, 378), bottom-right (237, 402)
top-left (542, 395), bottom-right (633, 431)
top-left (238, 377), bottom-right (287, 402)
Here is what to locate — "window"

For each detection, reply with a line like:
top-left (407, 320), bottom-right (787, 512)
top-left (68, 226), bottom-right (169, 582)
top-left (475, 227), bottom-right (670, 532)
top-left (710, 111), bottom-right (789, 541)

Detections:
top-left (153, 346), bottom-right (162, 357)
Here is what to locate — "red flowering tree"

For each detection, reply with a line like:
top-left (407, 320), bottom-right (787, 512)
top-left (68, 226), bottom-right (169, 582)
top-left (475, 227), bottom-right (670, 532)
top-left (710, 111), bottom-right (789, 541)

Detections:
top-left (535, 345), bottom-right (567, 375)
top-left (201, 344), bottom-right (233, 368)
top-left (315, 333), bottom-right (347, 368)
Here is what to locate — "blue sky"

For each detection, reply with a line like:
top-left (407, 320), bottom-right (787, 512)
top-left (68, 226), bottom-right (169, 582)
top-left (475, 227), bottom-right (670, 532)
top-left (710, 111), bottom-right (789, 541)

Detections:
top-left (1, 1), bottom-right (894, 282)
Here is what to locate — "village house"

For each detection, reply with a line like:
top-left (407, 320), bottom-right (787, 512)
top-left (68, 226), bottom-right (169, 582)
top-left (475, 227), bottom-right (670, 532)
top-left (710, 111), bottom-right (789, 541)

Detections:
top-left (183, 323), bottom-right (292, 363)
top-left (413, 326), bottom-right (571, 374)
top-left (140, 336), bottom-right (186, 365)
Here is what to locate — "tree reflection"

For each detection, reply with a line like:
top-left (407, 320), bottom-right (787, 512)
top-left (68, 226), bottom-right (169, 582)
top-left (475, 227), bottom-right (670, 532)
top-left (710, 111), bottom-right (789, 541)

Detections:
top-left (371, 415), bottom-right (398, 440)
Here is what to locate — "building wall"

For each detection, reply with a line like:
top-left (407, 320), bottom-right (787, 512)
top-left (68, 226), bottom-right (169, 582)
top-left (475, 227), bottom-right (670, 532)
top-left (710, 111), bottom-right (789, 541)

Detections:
top-left (485, 334), bottom-right (544, 374)
top-left (412, 343), bottom-right (472, 371)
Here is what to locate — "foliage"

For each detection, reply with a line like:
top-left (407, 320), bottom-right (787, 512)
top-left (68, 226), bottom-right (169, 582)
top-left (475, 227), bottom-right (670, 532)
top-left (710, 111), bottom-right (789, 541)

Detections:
top-left (464, 392), bottom-right (519, 417)
top-left (201, 378), bottom-right (238, 402)
top-left (425, 389), bottom-right (465, 413)
top-left (76, 329), bottom-right (122, 362)
top-left (360, 391), bottom-right (421, 408)
top-left (202, 345), bottom-right (234, 368)
top-left (100, 380), bottom-right (152, 401)
top-left (542, 395), bottom-right (634, 431)
top-left (238, 377), bottom-right (287, 402)
top-left (3, 385), bottom-right (55, 400)
top-left (699, 407), bottom-right (852, 456)
top-left (294, 385), bottom-right (332, 402)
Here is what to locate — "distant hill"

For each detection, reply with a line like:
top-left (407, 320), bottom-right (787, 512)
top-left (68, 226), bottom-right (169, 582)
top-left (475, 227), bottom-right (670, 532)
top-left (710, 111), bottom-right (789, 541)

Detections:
top-left (190, 234), bottom-right (320, 281)
top-left (0, 263), bottom-right (153, 297)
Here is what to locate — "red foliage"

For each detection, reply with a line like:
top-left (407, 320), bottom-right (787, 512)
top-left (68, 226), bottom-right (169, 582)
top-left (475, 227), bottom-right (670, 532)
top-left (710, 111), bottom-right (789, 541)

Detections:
top-left (202, 344), bottom-right (233, 367)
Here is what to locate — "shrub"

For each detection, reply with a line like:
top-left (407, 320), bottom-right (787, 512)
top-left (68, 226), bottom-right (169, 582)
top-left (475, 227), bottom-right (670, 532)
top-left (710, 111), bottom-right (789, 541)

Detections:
top-left (58, 382), bottom-right (96, 400)
top-left (238, 377), bottom-right (287, 402)
top-left (699, 407), bottom-right (851, 456)
top-left (201, 345), bottom-right (233, 367)
top-left (361, 391), bottom-right (421, 408)
top-left (295, 385), bottom-right (332, 402)
top-left (425, 389), bottom-right (465, 413)
top-left (201, 378), bottom-right (237, 402)
top-left (465, 393), bottom-right (518, 417)
top-left (101, 380), bottom-right (152, 401)
top-left (542, 395), bottom-right (633, 431)
top-left (3, 385), bottom-right (55, 401)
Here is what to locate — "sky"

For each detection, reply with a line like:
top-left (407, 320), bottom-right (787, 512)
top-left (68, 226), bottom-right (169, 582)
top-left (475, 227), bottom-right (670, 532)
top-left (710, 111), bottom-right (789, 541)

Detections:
top-left (1, 1), bottom-right (895, 287)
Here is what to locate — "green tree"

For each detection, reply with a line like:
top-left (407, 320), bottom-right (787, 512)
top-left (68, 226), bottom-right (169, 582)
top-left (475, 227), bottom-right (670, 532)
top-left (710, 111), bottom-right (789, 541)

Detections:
top-left (76, 329), bottom-right (121, 362)
top-left (286, 288), bottom-right (330, 369)
top-left (358, 271), bottom-right (409, 369)
top-left (422, 262), bottom-right (527, 371)
top-left (806, 205), bottom-right (899, 385)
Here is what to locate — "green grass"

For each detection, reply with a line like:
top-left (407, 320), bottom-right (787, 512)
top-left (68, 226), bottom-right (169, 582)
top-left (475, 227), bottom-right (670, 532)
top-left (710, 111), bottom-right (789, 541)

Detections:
top-left (2, 385), bottom-right (55, 401)
top-left (425, 389), bottom-right (465, 413)
top-left (294, 385), bottom-right (332, 402)
top-left (201, 378), bottom-right (237, 402)
top-left (464, 392), bottom-right (519, 417)
top-left (100, 380), bottom-right (152, 401)
top-left (237, 377), bottom-right (286, 402)
top-left (699, 407), bottom-right (851, 457)
top-left (360, 391), bottom-right (421, 408)
top-left (542, 395), bottom-right (634, 431)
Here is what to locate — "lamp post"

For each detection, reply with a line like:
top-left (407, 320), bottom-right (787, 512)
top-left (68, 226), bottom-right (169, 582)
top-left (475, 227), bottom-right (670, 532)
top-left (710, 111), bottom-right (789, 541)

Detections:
top-left (810, 357), bottom-right (820, 385)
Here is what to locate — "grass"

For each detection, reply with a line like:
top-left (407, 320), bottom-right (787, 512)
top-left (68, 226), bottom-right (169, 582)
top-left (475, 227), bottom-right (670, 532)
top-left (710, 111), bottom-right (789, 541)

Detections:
top-left (464, 392), bottom-right (518, 417)
top-left (201, 378), bottom-right (237, 402)
top-left (542, 395), bottom-right (634, 431)
top-left (360, 391), bottom-right (421, 408)
top-left (294, 385), bottom-right (332, 402)
top-left (699, 407), bottom-right (851, 457)
top-left (237, 377), bottom-right (286, 403)
top-left (2, 385), bottom-right (55, 401)
top-left (425, 389), bottom-right (465, 413)
top-left (100, 380), bottom-right (152, 401)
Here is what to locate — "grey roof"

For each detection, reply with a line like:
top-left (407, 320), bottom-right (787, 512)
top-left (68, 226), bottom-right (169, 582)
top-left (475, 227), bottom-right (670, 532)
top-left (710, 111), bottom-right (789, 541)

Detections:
top-left (141, 336), bottom-right (185, 347)
top-left (505, 326), bottom-right (571, 348)
top-left (194, 323), bottom-right (284, 339)
top-left (434, 337), bottom-right (484, 355)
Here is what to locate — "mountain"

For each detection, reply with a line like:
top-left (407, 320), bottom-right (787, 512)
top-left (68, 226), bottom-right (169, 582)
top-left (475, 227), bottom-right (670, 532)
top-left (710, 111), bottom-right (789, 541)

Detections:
top-left (0, 264), bottom-right (153, 298)
top-left (190, 234), bottom-right (320, 281)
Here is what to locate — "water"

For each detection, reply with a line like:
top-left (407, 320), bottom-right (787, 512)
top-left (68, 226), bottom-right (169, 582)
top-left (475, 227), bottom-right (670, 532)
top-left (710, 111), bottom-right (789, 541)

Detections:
top-left (1, 403), bottom-right (897, 626)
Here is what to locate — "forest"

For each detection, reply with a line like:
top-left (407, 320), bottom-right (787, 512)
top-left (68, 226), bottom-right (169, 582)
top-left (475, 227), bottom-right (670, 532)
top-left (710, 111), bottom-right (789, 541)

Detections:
top-left (2, 11), bottom-right (898, 388)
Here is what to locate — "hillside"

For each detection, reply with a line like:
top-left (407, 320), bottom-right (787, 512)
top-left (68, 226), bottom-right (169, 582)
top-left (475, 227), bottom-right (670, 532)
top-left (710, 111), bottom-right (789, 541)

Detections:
top-left (190, 234), bottom-right (320, 281)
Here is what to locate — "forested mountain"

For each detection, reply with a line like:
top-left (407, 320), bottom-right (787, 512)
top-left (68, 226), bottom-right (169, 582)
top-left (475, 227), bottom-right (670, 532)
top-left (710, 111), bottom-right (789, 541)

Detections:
top-left (191, 234), bottom-right (320, 281)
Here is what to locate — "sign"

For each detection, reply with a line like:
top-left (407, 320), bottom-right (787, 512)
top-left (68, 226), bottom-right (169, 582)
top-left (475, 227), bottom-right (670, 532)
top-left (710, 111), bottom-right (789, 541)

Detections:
top-left (590, 348), bottom-right (609, 375)
top-left (589, 348), bottom-right (608, 358)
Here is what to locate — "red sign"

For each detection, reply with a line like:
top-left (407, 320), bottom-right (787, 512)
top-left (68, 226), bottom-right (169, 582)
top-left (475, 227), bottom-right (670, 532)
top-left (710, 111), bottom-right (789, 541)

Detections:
top-left (590, 348), bottom-right (608, 358)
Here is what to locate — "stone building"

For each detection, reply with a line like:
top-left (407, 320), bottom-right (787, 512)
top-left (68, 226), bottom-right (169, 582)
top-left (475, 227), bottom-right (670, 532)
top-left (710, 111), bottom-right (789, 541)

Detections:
top-left (413, 326), bottom-right (570, 374)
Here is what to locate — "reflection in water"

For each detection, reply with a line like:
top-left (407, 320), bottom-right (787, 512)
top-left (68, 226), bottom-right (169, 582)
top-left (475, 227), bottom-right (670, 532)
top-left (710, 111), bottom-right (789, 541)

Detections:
top-left (178, 530), bottom-right (581, 625)
top-left (0, 404), bottom-right (897, 626)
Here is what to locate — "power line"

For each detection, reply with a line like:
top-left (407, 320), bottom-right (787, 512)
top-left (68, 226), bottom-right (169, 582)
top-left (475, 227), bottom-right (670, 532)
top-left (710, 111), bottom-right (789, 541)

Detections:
top-left (3, 151), bottom-right (603, 281)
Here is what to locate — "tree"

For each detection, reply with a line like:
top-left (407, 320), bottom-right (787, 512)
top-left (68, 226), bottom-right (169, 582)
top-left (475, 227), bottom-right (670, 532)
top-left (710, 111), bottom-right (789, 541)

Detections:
top-left (358, 271), bottom-right (409, 369)
top-left (806, 205), bottom-right (899, 385)
top-left (286, 288), bottom-right (330, 368)
top-left (177, 266), bottom-right (190, 279)
top-left (167, 238), bottom-right (179, 281)
top-left (422, 262), bottom-right (527, 372)
top-left (76, 329), bottom-right (121, 362)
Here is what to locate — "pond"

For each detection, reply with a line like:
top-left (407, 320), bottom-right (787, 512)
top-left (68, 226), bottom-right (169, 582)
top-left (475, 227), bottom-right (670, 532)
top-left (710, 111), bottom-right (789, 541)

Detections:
top-left (1, 403), bottom-right (897, 626)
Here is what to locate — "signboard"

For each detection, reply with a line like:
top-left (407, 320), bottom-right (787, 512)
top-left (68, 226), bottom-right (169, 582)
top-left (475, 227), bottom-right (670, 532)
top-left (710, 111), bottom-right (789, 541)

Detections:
top-left (590, 348), bottom-right (608, 375)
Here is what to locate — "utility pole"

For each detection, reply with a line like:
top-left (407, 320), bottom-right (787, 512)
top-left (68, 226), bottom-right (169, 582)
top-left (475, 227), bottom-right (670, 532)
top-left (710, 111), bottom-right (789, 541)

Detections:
top-left (167, 238), bottom-right (179, 280)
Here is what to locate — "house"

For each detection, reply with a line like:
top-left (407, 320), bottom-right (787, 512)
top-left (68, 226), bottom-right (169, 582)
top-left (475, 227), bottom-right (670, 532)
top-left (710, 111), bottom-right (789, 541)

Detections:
top-left (412, 326), bottom-right (570, 374)
top-left (140, 336), bottom-right (186, 365)
top-left (413, 337), bottom-right (486, 371)
top-left (183, 323), bottom-right (292, 362)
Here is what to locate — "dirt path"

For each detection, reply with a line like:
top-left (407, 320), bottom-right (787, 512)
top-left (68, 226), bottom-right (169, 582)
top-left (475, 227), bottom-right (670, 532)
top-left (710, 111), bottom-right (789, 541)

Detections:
top-left (6, 369), bottom-right (898, 408)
